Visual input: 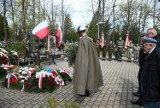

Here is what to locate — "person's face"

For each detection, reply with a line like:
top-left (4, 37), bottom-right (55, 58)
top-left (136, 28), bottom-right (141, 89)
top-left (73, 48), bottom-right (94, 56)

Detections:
top-left (143, 43), bottom-right (152, 53)
top-left (147, 30), bottom-right (156, 38)
top-left (78, 32), bottom-right (82, 37)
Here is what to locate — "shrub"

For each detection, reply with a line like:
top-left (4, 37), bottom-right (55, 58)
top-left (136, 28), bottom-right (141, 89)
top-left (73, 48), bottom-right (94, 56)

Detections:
top-left (0, 67), bottom-right (7, 78)
top-left (8, 42), bottom-right (24, 57)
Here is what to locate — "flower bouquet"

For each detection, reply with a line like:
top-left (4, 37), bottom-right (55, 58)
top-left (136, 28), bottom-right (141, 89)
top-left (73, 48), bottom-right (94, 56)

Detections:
top-left (2, 66), bottom-right (72, 93)
top-left (0, 48), bottom-right (9, 65)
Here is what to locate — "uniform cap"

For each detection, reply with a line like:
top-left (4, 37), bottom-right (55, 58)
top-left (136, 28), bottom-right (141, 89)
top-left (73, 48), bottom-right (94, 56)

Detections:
top-left (77, 26), bottom-right (87, 32)
top-left (142, 38), bottom-right (157, 44)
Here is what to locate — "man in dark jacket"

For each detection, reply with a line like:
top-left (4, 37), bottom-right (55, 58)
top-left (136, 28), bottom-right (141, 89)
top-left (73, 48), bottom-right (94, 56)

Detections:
top-left (141, 38), bottom-right (160, 108)
top-left (131, 33), bottom-right (148, 106)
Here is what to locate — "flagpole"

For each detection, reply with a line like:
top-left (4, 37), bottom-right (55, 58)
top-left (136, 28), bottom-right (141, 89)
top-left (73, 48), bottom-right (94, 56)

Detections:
top-left (61, 0), bottom-right (64, 35)
top-left (48, 35), bottom-right (50, 51)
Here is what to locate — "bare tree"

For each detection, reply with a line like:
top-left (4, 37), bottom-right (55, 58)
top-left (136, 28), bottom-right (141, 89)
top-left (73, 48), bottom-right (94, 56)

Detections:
top-left (3, 0), bottom-right (7, 40)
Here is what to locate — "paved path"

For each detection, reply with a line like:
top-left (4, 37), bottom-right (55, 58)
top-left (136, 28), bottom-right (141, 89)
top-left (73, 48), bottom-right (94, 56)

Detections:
top-left (0, 59), bottom-right (143, 108)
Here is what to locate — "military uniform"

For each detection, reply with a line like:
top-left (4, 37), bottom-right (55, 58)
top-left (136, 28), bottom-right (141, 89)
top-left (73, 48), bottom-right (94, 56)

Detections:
top-left (108, 41), bottom-right (114, 61)
top-left (133, 44), bottom-right (140, 60)
top-left (95, 40), bottom-right (100, 57)
top-left (116, 39), bottom-right (124, 61)
top-left (22, 37), bottom-right (30, 61)
top-left (126, 41), bottom-right (134, 61)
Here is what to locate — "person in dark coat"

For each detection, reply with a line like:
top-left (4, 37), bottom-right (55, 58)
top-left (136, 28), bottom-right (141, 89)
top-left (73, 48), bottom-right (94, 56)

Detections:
top-left (131, 32), bottom-right (148, 106)
top-left (141, 38), bottom-right (160, 108)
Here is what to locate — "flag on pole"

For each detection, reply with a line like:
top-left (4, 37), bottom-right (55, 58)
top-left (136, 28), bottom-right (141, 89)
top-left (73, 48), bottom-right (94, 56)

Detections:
top-left (100, 32), bottom-right (105, 48)
top-left (32, 20), bottom-right (50, 39)
top-left (56, 22), bottom-right (63, 47)
top-left (125, 34), bottom-right (131, 48)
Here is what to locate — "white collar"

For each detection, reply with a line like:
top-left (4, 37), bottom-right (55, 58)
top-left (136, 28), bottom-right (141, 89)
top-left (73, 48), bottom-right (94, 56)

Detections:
top-left (149, 46), bottom-right (156, 54)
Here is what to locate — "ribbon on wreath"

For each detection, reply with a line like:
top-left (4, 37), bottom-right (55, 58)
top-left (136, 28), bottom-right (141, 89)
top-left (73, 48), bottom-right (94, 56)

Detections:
top-left (36, 70), bottom-right (65, 89)
top-left (60, 69), bottom-right (72, 77)
top-left (55, 75), bottom-right (64, 89)
top-left (6, 73), bottom-right (18, 88)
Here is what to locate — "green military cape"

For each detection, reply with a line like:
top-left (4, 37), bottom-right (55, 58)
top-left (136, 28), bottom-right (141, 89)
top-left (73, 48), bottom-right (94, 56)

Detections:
top-left (73, 35), bottom-right (103, 95)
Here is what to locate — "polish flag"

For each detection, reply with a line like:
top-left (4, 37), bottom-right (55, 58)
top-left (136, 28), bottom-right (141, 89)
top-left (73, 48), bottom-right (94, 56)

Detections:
top-left (100, 33), bottom-right (105, 48)
top-left (32, 20), bottom-right (50, 39)
top-left (56, 22), bottom-right (63, 47)
top-left (125, 34), bottom-right (131, 48)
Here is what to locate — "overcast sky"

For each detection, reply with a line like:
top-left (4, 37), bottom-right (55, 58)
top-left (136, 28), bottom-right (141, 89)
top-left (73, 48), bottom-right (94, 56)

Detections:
top-left (52, 0), bottom-right (93, 28)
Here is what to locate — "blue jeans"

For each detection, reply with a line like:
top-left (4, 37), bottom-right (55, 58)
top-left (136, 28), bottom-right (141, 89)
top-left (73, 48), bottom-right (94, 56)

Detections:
top-left (143, 101), bottom-right (160, 108)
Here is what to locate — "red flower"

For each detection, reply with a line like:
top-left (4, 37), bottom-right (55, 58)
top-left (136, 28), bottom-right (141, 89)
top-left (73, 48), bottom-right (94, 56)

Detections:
top-left (10, 78), bottom-right (18, 83)
top-left (24, 81), bottom-right (28, 85)
top-left (50, 84), bottom-right (54, 87)
top-left (27, 85), bottom-right (31, 89)
top-left (52, 72), bottom-right (57, 76)
top-left (28, 77), bottom-right (32, 81)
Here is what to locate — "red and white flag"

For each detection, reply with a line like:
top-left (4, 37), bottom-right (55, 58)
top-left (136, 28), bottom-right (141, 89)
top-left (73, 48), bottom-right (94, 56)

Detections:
top-left (100, 33), bottom-right (105, 48)
top-left (56, 22), bottom-right (63, 47)
top-left (32, 20), bottom-right (50, 39)
top-left (125, 34), bottom-right (131, 48)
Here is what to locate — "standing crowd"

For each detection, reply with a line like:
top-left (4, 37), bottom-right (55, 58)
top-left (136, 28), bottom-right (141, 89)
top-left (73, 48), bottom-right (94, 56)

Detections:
top-left (17, 25), bottom-right (160, 108)
top-left (73, 25), bottom-right (160, 108)
top-left (130, 28), bottom-right (160, 108)
top-left (95, 34), bottom-right (142, 62)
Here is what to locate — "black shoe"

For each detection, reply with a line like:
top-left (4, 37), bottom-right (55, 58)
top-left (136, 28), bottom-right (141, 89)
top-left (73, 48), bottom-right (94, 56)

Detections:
top-left (130, 99), bottom-right (143, 106)
top-left (133, 91), bottom-right (141, 97)
top-left (85, 90), bottom-right (90, 96)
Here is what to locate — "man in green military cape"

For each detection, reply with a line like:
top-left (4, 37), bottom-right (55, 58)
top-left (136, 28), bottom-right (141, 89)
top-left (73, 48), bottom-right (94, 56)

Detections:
top-left (73, 26), bottom-right (103, 97)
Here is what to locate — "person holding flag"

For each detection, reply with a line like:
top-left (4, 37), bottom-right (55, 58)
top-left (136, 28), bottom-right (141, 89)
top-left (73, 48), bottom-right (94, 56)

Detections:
top-left (125, 34), bottom-right (133, 62)
top-left (56, 22), bottom-right (63, 49)
top-left (99, 32), bottom-right (107, 60)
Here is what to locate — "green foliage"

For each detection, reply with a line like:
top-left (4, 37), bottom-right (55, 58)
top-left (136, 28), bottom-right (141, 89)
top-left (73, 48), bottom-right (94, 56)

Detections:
top-left (65, 101), bottom-right (80, 108)
top-left (64, 43), bottom-right (77, 67)
top-left (68, 32), bottom-right (79, 42)
top-left (64, 14), bottom-right (78, 42)
top-left (8, 42), bottom-right (24, 57)
top-left (7, 50), bottom-right (18, 65)
top-left (39, 103), bottom-right (45, 108)
top-left (40, 97), bottom-right (80, 108)
top-left (0, 14), bottom-right (11, 40)
top-left (47, 97), bottom-right (58, 108)
top-left (88, 14), bottom-right (98, 41)
top-left (57, 71), bottom-right (72, 83)
top-left (0, 67), bottom-right (7, 78)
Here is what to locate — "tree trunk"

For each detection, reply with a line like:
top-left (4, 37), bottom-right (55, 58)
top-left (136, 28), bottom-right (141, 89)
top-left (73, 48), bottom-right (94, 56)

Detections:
top-left (3, 0), bottom-right (7, 41)
top-left (22, 0), bottom-right (26, 36)
top-left (10, 0), bottom-right (16, 42)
